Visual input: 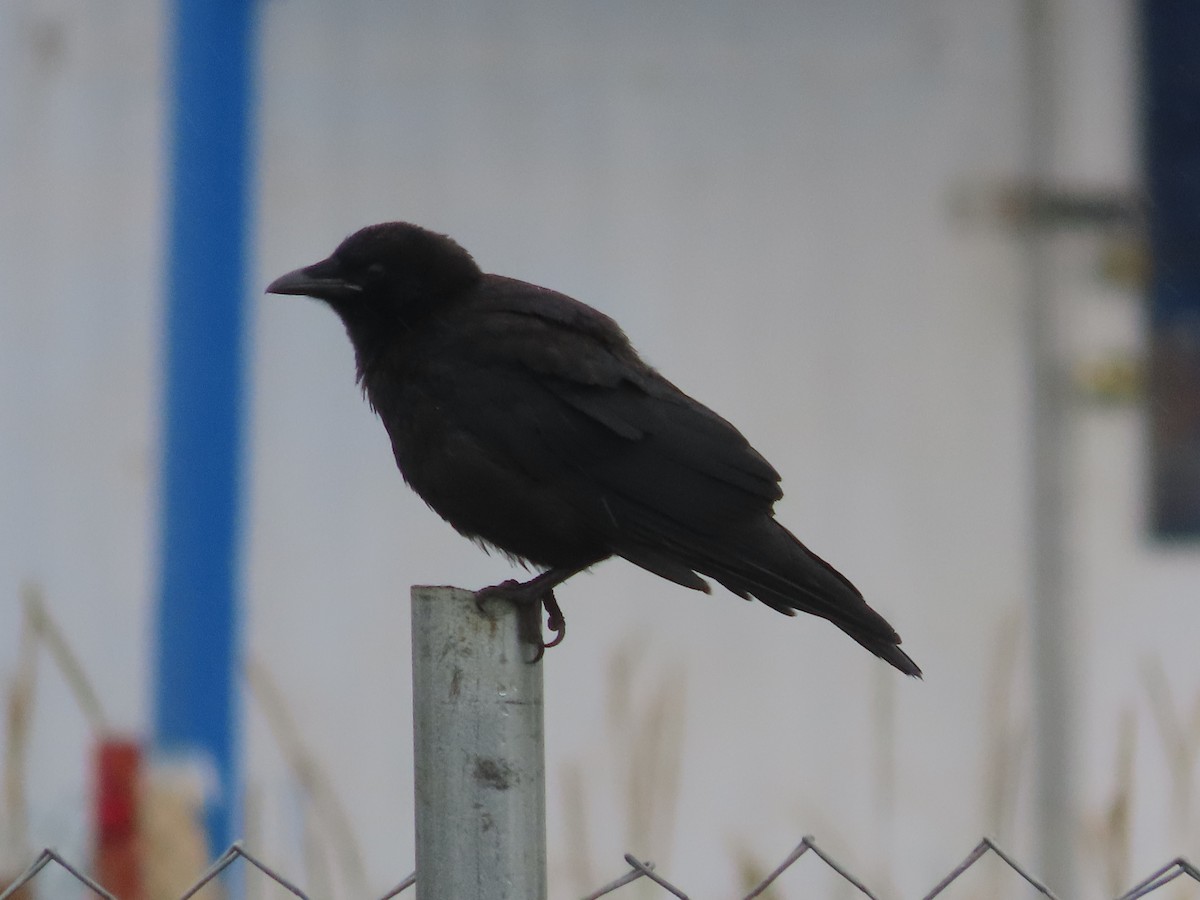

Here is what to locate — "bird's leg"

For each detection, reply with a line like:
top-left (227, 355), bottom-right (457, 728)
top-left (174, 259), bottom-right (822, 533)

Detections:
top-left (474, 565), bottom-right (585, 661)
top-left (540, 591), bottom-right (566, 649)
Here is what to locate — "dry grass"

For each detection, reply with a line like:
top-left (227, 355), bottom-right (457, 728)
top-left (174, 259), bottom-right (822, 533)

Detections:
top-left (20, 584), bottom-right (108, 733)
top-left (3, 583), bottom-right (111, 872)
top-left (1141, 658), bottom-right (1200, 846)
top-left (1087, 707), bottom-right (1135, 896)
top-left (244, 657), bottom-right (369, 899)
top-left (1139, 658), bottom-right (1200, 900)
top-left (560, 635), bottom-right (687, 898)
top-left (982, 609), bottom-right (1026, 853)
top-left (1, 587), bottom-right (40, 872)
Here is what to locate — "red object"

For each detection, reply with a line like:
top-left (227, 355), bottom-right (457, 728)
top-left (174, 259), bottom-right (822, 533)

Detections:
top-left (94, 738), bottom-right (142, 899)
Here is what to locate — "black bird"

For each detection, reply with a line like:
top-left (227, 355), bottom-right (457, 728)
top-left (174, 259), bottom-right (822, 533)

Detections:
top-left (267, 222), bottom-right (920, 676)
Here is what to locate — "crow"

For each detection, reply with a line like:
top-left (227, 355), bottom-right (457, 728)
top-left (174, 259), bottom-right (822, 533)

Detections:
top-left (267, 222), bottom-right (920, 676)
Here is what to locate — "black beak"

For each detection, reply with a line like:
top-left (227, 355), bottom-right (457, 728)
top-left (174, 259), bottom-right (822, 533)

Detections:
top-left (266, 257), bottom-right (362, 302)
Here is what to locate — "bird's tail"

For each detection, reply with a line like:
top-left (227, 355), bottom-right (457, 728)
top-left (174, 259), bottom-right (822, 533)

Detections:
top-left (692, 519), bottom-right (921, 677)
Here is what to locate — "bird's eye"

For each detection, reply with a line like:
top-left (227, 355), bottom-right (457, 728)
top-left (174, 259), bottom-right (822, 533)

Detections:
top-left (366, 263), bottom-right (386, 279)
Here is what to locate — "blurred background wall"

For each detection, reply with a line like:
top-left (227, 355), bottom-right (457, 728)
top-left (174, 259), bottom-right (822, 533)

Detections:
top-left (2, 0), bottom-right (1198, 896)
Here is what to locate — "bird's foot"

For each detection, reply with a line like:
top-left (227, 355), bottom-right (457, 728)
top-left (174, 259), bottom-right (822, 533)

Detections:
top-left (474, 579), bottom-right (567, 662)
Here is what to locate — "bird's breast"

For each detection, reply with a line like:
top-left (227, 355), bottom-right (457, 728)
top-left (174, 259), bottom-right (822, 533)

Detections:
top-left (366, 365), bottom-right (609, 570)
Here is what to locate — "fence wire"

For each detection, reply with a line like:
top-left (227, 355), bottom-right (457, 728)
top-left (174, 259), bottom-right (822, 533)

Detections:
top-left (1, 837), bottom-right (1197, 900)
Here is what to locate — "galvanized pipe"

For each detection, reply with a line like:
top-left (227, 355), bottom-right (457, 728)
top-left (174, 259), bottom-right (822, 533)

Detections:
top-left (410, 585), bottom-right (547, 900)
top-left (1021, 0), bottom-right (1077, 893)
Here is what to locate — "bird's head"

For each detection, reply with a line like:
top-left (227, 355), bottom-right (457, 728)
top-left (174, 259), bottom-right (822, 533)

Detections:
top-left (266, 221), bottom-right (482, 336)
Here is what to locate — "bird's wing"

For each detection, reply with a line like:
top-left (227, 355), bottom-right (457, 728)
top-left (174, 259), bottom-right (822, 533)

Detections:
top-left (445, 280), bottom-right (784, 541)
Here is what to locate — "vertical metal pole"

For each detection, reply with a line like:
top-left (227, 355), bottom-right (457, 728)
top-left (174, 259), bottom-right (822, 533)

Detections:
top-left (155, 0), bottom-right (256, 856)
top-left (1021, 0), bottom-right (1076, 892)
top-left (411, 586), bottom-right (547, 900)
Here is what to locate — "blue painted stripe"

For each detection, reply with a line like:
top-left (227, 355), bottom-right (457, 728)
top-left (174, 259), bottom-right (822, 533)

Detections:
top-left (155, 0), bottom-right (256, 853)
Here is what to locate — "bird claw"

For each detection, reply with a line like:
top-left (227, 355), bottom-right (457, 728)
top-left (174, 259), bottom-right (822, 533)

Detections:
top-left (473, 579), bottom-right (521, 615)
top-left (474, 579), bottom-right (567, 662)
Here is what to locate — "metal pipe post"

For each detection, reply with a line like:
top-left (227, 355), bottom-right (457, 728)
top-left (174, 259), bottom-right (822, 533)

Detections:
top-left (410, 586), bottom-right (547, 900)
top-left (1021, 0), bottom-right (1077, 892)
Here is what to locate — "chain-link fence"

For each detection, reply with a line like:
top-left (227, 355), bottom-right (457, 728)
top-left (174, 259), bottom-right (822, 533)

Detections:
top-left (2, 835), bottom-right (1199, 900)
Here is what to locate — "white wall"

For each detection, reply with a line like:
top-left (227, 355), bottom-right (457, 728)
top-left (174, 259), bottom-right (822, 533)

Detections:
top-left (2, 0), bottom-right (1196, 896)
top-left (0, 0), bottom-right (165, 879)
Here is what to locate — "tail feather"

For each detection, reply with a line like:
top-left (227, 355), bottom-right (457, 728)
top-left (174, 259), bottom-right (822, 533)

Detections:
top-left (626, 518), bottom-right (921, 677)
